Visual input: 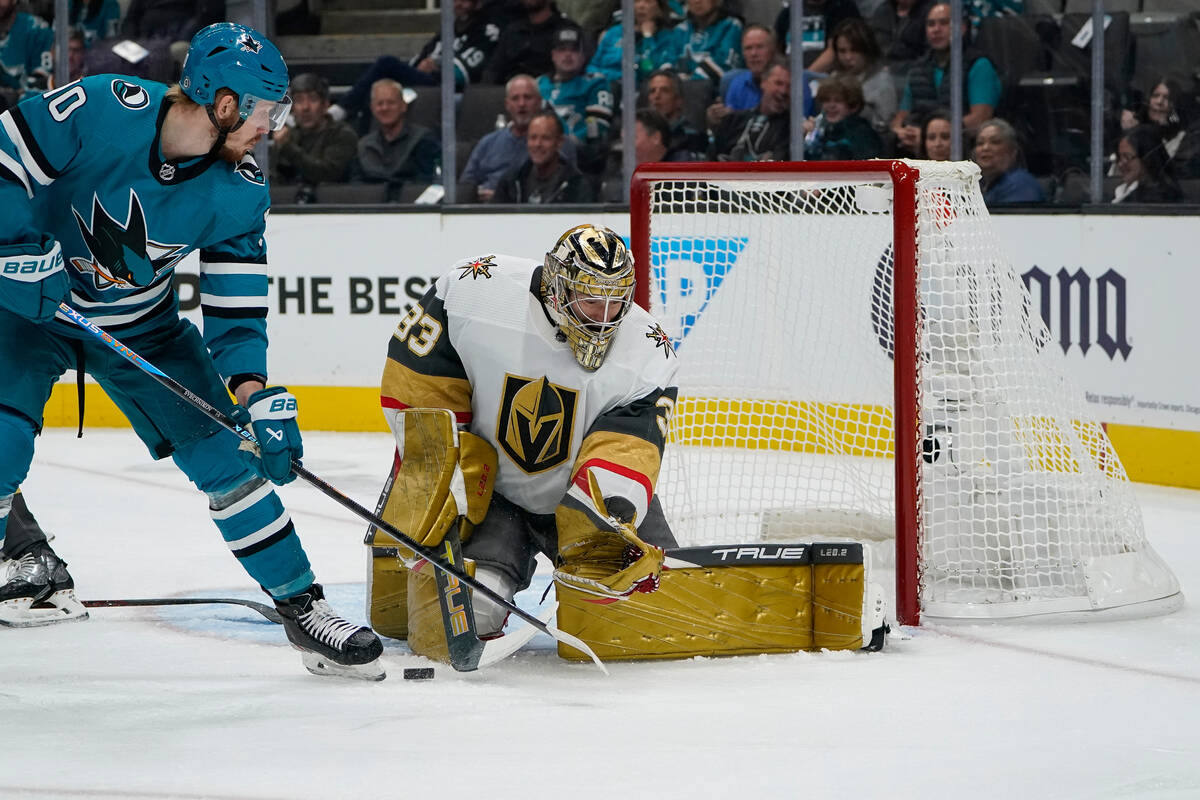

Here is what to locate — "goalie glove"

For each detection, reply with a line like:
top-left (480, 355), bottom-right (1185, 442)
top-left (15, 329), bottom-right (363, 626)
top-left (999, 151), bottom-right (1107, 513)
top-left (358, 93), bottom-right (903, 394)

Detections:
top-left (553, 470), bottom-right (664, 600)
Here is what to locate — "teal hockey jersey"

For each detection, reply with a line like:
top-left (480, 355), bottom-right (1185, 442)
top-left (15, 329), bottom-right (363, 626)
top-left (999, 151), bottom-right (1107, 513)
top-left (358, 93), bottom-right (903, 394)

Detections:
top-left (0, 76), bottom-right (272, 380)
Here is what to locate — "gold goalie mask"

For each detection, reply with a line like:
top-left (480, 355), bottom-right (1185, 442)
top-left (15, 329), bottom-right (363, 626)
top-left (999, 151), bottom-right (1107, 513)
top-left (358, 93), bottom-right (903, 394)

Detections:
top-left (542, 224), bottom-right (635, 371)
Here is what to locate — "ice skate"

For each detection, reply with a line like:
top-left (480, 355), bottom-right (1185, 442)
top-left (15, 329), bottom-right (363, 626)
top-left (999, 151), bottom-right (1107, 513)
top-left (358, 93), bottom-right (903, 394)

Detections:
top-left (0, 542), bottom-right (89, 628)
top-left (275, 583), bottom-right (385, 681)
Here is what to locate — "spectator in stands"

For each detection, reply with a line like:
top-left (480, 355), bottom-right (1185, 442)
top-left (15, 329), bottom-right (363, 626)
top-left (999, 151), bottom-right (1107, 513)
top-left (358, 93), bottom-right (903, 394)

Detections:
top-left (270, 73), bottom-right (360, 195)
top-left (329, 0), bottom-right (502, 129)
top-left (1144, 78), bottom-right (1200, 178)
top-left (461, 74), bottom-right (543, 201)
top-left (589, 0), bottom-right (679, 84)
top-left (1112, 124), bottom-right (1183, 204)
top-left (484, 0), bottom-right (565, 85)
top-left (707, 25), bottom-right (801, 130)
top-left (636, 108), bottom-right (696, 164)
top-left (973, 118), bottom-right (1044, 206)
top-left (918, 108), bottom-right (951, 160)
top-left (538, 22), bottom-right (613, 174)
top-left (673, 0), bottom-right (743, 85)
top-left (350, 79), bottom-right (441, 202)
top-left (70, 0), bottom-right (120, 47)
top-left (645, 68), bottom-right (708, 159)
top-left (492, 110), bottom-right (595, 203)
top-left (829, 18), bottom-right (896, 136)
top-left (868, 0), bottom-right (932, 77)
top-left (710, 62), bottom-right (791, 161)
top-left (775, 0), bottom-right (861, 74)
top-left (806, 75), bottom-right (884, 160)
top-left (0, 0), bottom-right (52, 110)
top-left (64, 28), bottom-right (86, 84)
top-left (890, 1), bottom-right (1001, 156)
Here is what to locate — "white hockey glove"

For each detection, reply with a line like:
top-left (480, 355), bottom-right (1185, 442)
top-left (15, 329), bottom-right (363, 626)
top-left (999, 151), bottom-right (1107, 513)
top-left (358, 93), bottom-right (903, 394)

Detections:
top-left (231, 387), bottom-right (303, 485)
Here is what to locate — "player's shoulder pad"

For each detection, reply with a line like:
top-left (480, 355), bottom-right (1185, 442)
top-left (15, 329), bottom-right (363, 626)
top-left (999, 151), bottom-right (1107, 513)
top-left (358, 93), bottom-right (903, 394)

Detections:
top-left (438, 253), bottom-right (539, 314)
top-left (444, 253), bottom-right (536, 286)
top-left (606, 305), bottom-right (679, 386)
top-left (105, 77), bottom-right (155, 112)
top-left (627, 305), bottom-right (678, 363)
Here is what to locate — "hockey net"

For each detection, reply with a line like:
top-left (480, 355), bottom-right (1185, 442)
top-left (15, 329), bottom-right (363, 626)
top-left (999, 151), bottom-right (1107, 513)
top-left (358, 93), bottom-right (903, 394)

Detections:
top-left (630, 160), bottom-right (1181, 625)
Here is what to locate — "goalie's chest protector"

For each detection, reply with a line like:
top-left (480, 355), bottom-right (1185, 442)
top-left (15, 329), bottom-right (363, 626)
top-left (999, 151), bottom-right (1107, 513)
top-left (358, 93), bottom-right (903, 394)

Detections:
top-left (440, 256), bottom-right (672, 515)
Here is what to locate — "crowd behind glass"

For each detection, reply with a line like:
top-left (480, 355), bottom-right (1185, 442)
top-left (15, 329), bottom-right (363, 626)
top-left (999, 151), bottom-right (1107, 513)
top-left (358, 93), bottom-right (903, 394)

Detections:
top-left (5, 0), bottom-right (1197, 206)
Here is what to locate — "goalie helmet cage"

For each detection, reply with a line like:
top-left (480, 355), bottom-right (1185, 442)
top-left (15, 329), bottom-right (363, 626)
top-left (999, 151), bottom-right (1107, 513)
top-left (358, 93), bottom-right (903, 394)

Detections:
top-left (630, 159), bottom-right (1181, 626)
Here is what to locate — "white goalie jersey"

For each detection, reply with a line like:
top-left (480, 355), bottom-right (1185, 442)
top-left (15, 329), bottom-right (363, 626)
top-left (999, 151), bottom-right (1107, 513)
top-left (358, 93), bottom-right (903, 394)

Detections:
top-left (381, 254), bottom-right (680, 522)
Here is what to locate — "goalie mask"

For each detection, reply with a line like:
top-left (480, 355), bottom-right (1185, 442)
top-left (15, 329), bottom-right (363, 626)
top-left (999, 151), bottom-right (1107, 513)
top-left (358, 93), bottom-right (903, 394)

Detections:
top-left (542, 224), bottom-right (635, 371)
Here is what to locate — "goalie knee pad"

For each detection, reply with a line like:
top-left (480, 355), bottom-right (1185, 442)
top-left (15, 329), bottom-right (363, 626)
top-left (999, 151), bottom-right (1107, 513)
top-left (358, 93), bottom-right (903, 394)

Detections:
top-left (406, 555), bottom-right (478, 663)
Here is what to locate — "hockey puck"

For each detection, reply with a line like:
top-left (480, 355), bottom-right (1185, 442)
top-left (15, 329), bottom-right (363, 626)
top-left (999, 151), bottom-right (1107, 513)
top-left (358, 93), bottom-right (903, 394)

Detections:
top-left (403, 667), bottom-right (435, 680)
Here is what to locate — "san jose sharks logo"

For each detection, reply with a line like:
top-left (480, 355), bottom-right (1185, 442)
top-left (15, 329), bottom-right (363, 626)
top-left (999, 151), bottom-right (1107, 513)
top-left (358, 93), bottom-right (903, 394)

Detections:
top-left (457, 255), bottom-right (496, 280)
top-left (70, 191), bottom-right (186, 290)
top-left (237, 33), bottom-right (262, 54)
top-left (110, 79), bottom-right (149, 109)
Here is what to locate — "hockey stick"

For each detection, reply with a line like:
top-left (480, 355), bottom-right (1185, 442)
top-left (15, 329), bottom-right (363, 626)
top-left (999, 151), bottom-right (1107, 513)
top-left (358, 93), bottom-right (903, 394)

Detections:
top-left (59, 303), bottom-right (607, 675)
top-left (83, 597), bottom-right (284, 623)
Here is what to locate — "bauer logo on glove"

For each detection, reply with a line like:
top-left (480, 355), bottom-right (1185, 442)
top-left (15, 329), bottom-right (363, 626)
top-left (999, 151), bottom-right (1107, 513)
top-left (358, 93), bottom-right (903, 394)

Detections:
top-left (230, 387), bottom-right (303, 485)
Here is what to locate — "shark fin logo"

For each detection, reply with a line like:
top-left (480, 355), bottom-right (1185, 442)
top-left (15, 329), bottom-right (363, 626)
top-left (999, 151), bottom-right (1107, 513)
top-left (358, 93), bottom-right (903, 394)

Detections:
top-left (110, 79), bottom-right (149, 110)
top-left (70, 191), bottom-right (186, 290)
top-left (237, 33), bottom-right (262, 54)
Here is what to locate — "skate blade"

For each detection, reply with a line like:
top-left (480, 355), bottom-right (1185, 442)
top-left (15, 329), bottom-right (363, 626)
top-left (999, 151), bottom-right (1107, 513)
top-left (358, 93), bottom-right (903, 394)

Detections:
top-left (299, 650), bottom-right (386, 681)
top-left (0, 590), bottom-right (90, 628)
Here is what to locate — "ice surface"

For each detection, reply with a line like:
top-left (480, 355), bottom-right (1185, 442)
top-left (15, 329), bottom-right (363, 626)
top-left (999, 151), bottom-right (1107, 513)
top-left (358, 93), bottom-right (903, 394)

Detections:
top-left (2, 430), bottom-right (1198, 799)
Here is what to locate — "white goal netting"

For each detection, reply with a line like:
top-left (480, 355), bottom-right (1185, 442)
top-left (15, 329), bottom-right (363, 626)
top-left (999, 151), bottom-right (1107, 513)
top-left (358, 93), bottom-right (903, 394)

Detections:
top-left (638, 160), bottom-right (1180, 621)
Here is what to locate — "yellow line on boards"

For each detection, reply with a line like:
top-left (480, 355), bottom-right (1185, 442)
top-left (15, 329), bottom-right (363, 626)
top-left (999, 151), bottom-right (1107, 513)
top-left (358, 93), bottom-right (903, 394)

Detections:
top-left (42, 386), bottom-right (1200, 489)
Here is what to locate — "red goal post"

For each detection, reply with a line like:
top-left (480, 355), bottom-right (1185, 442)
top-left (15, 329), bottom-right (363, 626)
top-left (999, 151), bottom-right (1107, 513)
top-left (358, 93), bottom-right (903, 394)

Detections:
top-left (630, 159), bottom-right (1181, 627)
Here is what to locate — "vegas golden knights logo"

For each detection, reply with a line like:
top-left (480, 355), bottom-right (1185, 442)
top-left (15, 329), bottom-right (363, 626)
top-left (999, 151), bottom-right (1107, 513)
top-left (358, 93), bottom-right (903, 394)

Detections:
top-left (496, 374), bottom-right (578, 474)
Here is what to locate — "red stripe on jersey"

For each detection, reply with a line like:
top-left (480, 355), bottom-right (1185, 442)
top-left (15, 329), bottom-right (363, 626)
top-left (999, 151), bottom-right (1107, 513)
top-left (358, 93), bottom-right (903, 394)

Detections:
top-left (572, 458), bottom-right (653, 506)
top-left (379, 396), bottom-right (472, 424)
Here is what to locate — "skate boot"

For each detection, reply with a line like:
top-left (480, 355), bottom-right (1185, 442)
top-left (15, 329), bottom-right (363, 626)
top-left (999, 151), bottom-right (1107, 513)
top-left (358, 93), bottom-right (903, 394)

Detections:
top-left (275, 583), bottom-right (385, 680)
top-left (0, 541), bottom-right (89, 628)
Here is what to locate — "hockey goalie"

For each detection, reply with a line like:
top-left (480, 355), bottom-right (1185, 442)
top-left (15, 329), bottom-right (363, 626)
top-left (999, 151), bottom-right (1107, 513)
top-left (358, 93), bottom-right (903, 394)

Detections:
top-left (368, 224), bottom-right (887, 664)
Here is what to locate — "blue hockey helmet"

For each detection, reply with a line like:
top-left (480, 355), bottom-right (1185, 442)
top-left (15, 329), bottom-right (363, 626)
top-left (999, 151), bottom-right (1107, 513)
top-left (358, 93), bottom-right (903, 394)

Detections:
top-left (180, 23), bottom-right (291, 131)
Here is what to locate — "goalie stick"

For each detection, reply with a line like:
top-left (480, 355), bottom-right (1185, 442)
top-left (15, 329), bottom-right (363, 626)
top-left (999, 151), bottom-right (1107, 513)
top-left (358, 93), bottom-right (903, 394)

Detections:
top-left (59, 303), bottom-right (607, 675)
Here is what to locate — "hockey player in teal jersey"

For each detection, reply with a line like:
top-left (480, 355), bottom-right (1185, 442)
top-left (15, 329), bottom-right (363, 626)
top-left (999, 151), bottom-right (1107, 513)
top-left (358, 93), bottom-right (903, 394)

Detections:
top-left (0, 22), bottom-right (385, 680)
top-left (0, 0), bottom-right (54, 109)
top-left (537, 23), bottom-right (613, 173)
